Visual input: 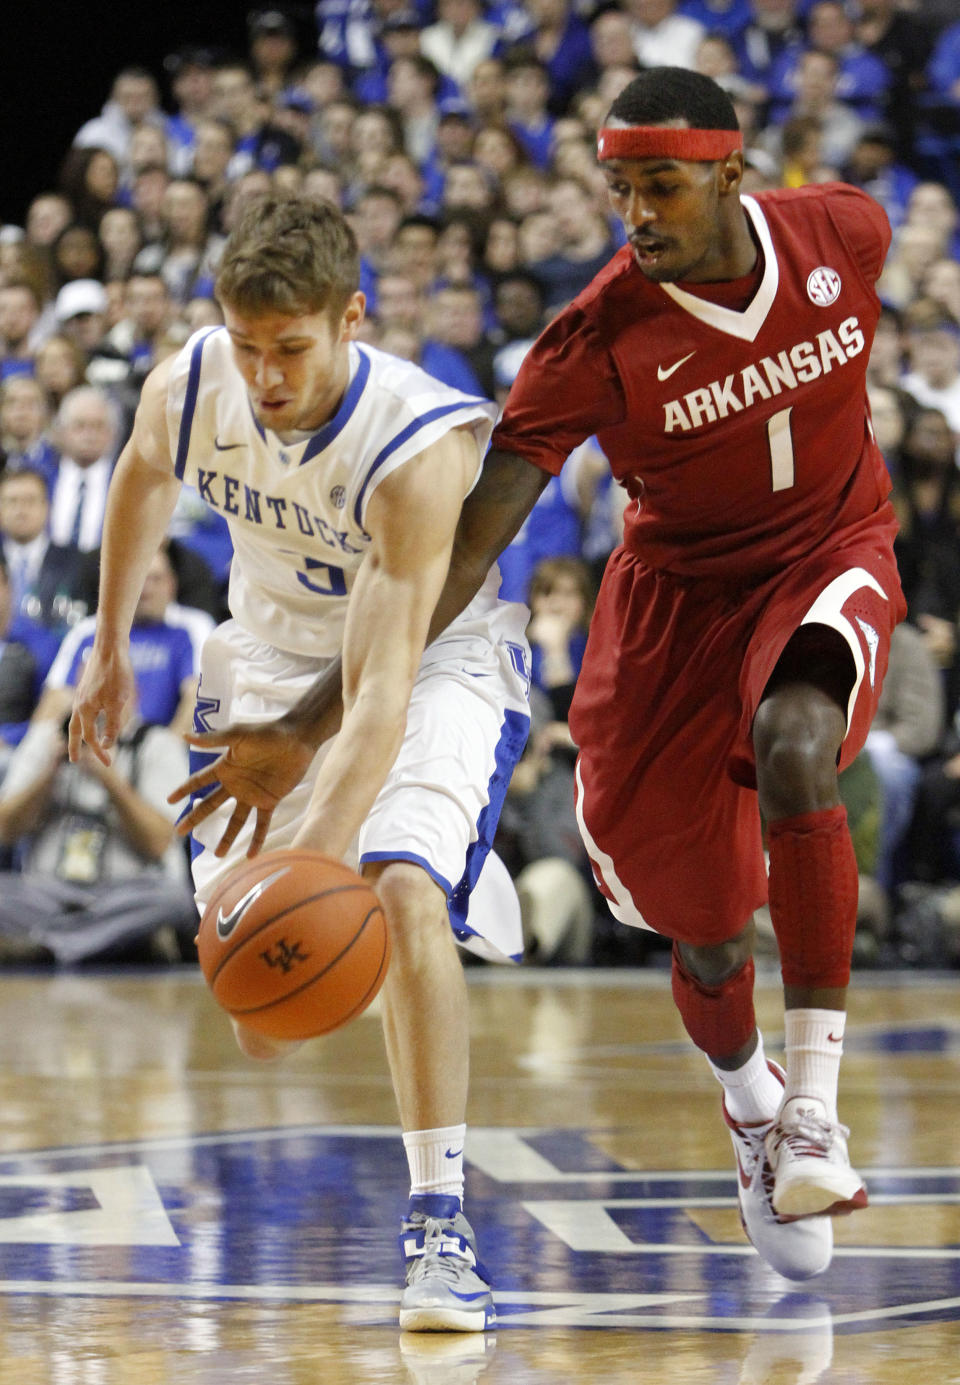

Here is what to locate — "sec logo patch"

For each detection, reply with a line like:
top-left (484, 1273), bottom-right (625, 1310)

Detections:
top-left (807, 266), bottom-right (842, 305)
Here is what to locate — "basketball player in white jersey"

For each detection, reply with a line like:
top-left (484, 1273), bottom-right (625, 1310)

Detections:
top-left (68, 193), bottom-right (533, 1332)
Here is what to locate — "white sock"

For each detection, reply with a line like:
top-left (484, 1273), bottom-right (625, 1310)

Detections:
top-left (783, 1008), bottom-right (845, 1122)
top-left (708, 1032), bottom-right (783, 1124)
top-left (402, 1124), bottom-right (466, 1203)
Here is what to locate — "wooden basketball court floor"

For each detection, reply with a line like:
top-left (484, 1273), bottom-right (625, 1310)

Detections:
top-left (0, 964), bottom-right (958, 1384)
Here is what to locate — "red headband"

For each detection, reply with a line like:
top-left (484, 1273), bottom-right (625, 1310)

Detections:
top-left (597, 126), bottom-right (743, 162)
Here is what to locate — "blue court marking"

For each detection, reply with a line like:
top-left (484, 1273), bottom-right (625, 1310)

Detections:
top-left (0, 1126), bottom-right (958, 1332)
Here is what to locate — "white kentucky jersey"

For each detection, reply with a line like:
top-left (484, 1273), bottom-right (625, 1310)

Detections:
top-left (165, 328), bottom-right (501, 655)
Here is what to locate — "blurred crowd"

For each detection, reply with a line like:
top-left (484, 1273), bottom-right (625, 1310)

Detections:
top-left (1, 0), bottom-right (959, 967)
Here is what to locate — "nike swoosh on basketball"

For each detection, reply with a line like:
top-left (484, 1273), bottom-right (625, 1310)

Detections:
top-left (657, 351), bottom-right (696, 381)
top-left (214, 436), bottom-right (245, 451)
top-left (216, 866), bottom-right (291, 940)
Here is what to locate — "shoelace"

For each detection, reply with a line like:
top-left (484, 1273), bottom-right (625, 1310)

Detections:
top-left (772, 1113), bottom-right (851, 1159)
top-left (405, 1217), bottom-right (475, 1285)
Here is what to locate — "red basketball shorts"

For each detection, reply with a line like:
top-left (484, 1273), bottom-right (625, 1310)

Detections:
top-left (569, 534), bottom-right (905, 946)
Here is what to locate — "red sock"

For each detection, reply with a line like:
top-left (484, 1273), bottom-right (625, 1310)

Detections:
top-left (766, 805), bottom-right (858, 990)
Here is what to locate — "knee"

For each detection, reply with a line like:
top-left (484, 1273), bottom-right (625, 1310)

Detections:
top-left (676, 923), bottom-right (753, 987)
top-left (753, 686), bottom-right (846, 818)
top-left (364, 860), bottom-right (450, 967)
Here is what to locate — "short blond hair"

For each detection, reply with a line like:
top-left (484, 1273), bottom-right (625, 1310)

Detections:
top-left (216, 193), bottom-right (360, 319)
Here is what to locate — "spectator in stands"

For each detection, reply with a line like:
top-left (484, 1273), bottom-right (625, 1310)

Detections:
top-left (163, 46), bottom-right (217, 176)
top-left (868, 304), bottom-right (905, 388)
top-left (426, 282), bottom-right (496, 395)
top-left (101, 273), bottom-right (173, 382)
top-left (505, 0), bottom-right (595, 115)
top-left (877, 223), bottom-right (951, 312)
top-left (53, 280), bottom-right (110, 360)
top-left (210, 61), bottom-right (302, 175)
top-left (733, 0), bottom-right (803, 95)
top-left (190, 119), bottom-right (237, 234)
top-left (33, 336), bottom-right (87, 414)
top-left (503, 50), bottom-right (555, 168)
top-left (389, 214), bottom-right (442, 290)
top-left (761, 48), bottom-right (866, 171)
top-left (892, 407), bottom-right (960, 714)
top-left (0, 377), bottom-right (59, 493)
top-left (0, 552), bottom-right (61, 774)
top-left (57, 148), bottom-right (121, 232)
top-left (38, 544), bottom-right (211, 736)
top-left (133, 179), bottom-right (223, 306)
top-left (526, 175), bottom-right (618, 311)
top-left (490, 267), bottom-right (546, 352)
top-left (421, 0), bottom-right (501, 90)
top-left (24, 194), bottom-right (74, 251)
top-left (769, 0), bottom-right (892, 122)
top-left (351, 184), bottom-right (406, 283)
top-left (901, 303), bottom-right (960, 443)
top-left (903, 181), bottom-right (960, 259)
top-left (248, 8), bottom-right (301, 99)
top-left (98, 207), bottom-right (144, 282)
top-left (0, 694), bottom-right (197, 967)
top-left (866, 619), bottom-right (945, 898)
top-left (843, 124), bottom-right (918, 231)
top-left (0, 282), bottom-right (41, 382)
top-left (923, 259), bottom-right (960, 325)
top-left (73, 67), bottom-right (163, 166)
top-left (856, 0), bottom-right (934, 157)
top-left (626, 0), bottom-right (706, 72)
top-left (472, 122), bottom-right (530, 188)
top-left (0, 468), bottom-right (84, 631)
top-left (483, 214), bottom-right (522, 275)
top-left (51, 224), bottom-right (106, 289)
top-left (467, 56), bottom-right (509, 123)
top-left (388, 55), bottom-right (445, 166)
top-left (49, 386), bottom-right (118, 554)
top-left (498, 555), bottom-right (597, 962)
top-left (867, 381), bottom-right (910, 480)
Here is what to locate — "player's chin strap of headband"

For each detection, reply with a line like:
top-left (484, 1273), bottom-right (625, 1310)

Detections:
top-left (597, 126), bottom-right (744, 162)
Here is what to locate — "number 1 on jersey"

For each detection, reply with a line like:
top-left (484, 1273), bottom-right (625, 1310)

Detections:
top-left (768, 406), bottom-right (795, 492)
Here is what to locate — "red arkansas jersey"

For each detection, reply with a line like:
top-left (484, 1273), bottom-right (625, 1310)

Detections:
top-left (492, 183), bottom-right (894, 580)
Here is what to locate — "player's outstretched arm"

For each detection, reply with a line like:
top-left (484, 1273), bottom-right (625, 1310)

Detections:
top-left (68, 357), bottom-right (182, 764)
top-left (292, 425), bottom-right (485, 861)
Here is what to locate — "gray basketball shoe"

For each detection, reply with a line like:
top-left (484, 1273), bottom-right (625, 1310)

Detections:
top-left (399, 1196), bottom-right (496, 1332)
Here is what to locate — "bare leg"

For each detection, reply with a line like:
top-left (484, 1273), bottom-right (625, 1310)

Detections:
top-left (366, 858), bottom-right (469, 1130)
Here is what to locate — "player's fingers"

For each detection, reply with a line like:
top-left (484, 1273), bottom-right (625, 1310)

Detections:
top-left (167, 761), bottom-right (223, 803)
top-left (214, 803), bottom-right (252, 857)
top-left (175, 786), bottom-right (228, 835)
top-left (246, 808), bottom-right (274, 859)
top-left (182, 729), bottom-right (236, 749)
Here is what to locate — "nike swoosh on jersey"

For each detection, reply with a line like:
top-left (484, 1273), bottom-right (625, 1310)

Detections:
top-left (657, 351), bottom-right (696, 381)
top-left (213, 436), bottom-right (245, 451)
top-left (216, 866), bottom-right (292, 940)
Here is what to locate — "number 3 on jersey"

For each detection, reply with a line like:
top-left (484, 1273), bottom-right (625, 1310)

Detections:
top-left (297, 556), bottom-right (347, 596)
top-left (768, 406), bottom-right (795, 492)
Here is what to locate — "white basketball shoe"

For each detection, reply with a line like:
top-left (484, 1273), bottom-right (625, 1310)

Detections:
top-left (723, 1062), bottom-right (833, 1280)
top-left (765, 1096), bottom-right (868, 1219)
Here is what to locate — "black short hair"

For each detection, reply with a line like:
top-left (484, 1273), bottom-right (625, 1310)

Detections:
top-left (606, 67), bottom-right (739, 132)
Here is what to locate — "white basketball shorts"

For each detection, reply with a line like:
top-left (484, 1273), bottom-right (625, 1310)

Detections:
top-left (187, 609), bottom-right (531, 962)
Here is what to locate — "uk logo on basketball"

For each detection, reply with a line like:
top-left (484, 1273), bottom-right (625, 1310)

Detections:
top-left (807, 266), bottom-right (842, 305)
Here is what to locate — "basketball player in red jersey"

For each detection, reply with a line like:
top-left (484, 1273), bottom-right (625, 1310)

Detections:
top-left (172, 68), bottom-right (905, 1280)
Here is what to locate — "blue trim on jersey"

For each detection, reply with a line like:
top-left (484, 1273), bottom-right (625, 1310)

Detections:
top-left (299, 348), bottom-right (371, 465)
top-left (174, 330), bottom-right (218, 480)
top-left (184, 747), bottom-right (222, 857)
top-left (352, 399), bottom-right (488, 528)
top-left (449, 706), bottom-right (529, 945)
top-left (359, 850), bottom-right (453, 897)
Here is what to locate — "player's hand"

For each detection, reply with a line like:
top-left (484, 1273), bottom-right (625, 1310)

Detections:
top-left (168, 721), bottom-right (319, 859)
top-left (68, 646), bottom-right (136, 766)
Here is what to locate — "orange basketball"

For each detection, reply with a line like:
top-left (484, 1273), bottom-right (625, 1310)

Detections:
top-left (197, 848), bottom-right (390, 1040)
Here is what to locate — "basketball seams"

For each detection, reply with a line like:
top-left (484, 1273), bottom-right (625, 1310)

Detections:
top-left (329, 926), bottom-right (391, 1032)
top-left (217, 903), bottom-right (386, 1015)
top-left (207, 884), bottom-right (374, 987)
